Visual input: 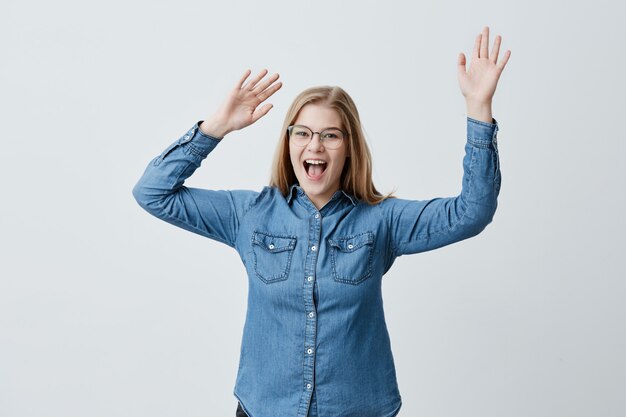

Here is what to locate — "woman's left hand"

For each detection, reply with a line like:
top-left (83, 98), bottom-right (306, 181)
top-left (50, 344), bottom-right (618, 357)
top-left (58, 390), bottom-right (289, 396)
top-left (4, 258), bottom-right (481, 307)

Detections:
top-left (458, 26), bottom-right (511, 105)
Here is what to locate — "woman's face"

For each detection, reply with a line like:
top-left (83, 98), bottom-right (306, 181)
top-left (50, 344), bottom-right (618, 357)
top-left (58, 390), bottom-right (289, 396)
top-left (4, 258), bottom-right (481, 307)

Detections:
top-left (289, 103), bottom-right (348, 210)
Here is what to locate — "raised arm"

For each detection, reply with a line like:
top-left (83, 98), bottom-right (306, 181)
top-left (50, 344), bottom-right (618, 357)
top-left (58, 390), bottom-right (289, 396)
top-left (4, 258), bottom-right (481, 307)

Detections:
top-left (385, 117), bottom-right (500, 257)
top-left (386, 26), bottom-right (510, 257)
top-left (132, 69), bottom-right (283, 248)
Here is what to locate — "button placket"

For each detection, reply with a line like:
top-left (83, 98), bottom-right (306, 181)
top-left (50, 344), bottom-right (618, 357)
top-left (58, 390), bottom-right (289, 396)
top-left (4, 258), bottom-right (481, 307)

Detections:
top-left (298, 206), bottom-right (321, 415)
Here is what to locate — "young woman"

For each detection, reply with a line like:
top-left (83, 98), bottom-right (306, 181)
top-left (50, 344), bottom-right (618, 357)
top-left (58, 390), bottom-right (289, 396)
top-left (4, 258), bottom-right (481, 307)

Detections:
top-left (133, 26), bottom-right (510, 417)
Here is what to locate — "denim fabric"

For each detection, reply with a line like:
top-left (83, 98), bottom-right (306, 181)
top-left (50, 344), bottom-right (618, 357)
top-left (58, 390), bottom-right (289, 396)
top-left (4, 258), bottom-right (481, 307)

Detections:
top-left (132, 117), bottom-right (501, 417)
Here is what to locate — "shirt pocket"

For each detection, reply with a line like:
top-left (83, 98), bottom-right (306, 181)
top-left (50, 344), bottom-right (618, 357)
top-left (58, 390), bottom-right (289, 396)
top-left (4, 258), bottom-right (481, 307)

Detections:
top-left (327, 231), bottom-right (374, 285)
top-left (251, 231), bottom-right (297, 284)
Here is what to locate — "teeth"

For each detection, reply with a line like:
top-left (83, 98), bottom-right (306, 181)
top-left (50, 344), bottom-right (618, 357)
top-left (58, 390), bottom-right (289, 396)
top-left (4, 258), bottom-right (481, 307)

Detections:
top-left (305, 160), bottom-right (327, 165)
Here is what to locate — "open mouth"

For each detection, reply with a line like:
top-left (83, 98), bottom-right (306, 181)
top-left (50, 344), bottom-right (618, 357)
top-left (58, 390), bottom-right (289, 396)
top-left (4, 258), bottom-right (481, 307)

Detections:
top-left (304, 160), bottom-right (328, 180)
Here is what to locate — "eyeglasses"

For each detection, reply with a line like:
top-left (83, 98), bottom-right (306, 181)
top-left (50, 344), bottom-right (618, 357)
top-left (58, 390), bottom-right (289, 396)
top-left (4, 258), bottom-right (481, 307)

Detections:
top-left (287, 125), bottom-right (347, 150)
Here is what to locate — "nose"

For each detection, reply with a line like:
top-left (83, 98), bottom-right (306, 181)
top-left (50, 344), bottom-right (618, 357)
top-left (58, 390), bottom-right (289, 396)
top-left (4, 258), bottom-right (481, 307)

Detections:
top-left (307, 132), bottom-right (325, 151)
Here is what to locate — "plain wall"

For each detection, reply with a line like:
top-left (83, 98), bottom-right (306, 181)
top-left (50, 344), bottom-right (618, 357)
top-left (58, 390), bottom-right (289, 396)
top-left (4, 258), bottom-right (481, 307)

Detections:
top-left (1, 0), bottom-right (624, 416)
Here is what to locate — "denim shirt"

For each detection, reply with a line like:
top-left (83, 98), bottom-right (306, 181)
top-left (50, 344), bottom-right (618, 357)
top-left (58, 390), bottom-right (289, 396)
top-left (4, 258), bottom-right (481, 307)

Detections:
top-left (132, 117), bottom-right (500, 417)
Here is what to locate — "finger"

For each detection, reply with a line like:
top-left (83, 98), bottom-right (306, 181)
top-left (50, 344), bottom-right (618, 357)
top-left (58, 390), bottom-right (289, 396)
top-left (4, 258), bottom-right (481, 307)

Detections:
top-left (251, 103), bottom-right (273, 123)
top-left (242, 68), bottom-right (268, 90)
top-left (472, 33), bottom-right (481, 59)
top-left (497, 50), bottom-right (511, 72)
top-left (235, 69), bottom-right (252, 89)
top-left (257, 81), bottom-right (283, 102)
top-left (457, 52), bottom-right (467, 77)
top-left (252, 72), bottom-right (280, 94)
top-left (480, 26), bottom-right (489, 59)
top-left (490, 35), bottom-right (502, 65)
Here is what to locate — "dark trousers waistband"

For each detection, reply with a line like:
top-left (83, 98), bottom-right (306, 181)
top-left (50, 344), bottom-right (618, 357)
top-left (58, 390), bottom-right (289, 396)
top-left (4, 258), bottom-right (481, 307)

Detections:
top-left (236, 402), bottom-right (249, 417)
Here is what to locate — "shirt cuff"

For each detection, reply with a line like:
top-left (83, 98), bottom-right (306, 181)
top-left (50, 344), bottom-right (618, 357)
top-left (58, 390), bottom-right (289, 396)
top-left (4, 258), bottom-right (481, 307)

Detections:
top-left (467, 116), bottom-right (499, 149)
top-left (179, 120), bottom-right (223, 158)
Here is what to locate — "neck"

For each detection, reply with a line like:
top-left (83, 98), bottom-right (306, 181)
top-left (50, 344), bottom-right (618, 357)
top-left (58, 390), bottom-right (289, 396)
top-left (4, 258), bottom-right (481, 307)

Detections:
top-left (309, 194), bottom-right (331, 210)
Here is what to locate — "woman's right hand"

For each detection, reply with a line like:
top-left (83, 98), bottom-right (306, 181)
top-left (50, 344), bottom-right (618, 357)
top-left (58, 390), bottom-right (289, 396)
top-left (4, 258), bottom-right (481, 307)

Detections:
top-left (200, 69), bottom-right (282, 138)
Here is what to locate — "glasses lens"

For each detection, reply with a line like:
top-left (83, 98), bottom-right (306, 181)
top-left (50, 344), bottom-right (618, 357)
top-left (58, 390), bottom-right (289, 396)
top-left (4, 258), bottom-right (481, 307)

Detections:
top-left (320, 129), bottom-right (344, 149)
top-left (290, 126), bottom-right (312, 146)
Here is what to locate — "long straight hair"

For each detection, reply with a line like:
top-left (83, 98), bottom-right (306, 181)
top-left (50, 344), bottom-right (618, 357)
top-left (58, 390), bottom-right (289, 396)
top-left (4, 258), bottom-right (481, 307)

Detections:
top-left (269, 86), bottom-right (394, 205)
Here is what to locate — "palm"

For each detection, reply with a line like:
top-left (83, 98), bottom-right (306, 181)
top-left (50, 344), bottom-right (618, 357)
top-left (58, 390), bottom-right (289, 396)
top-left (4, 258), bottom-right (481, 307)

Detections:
top-left (458, 27), bottom-right (511, 103)
top-left (216, 69), bottom-right (282, 132)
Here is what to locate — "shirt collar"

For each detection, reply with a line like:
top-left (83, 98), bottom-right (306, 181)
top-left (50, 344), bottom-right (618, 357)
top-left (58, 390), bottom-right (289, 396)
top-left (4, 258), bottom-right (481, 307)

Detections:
top-left (286, 183), bottom-right (357, 206)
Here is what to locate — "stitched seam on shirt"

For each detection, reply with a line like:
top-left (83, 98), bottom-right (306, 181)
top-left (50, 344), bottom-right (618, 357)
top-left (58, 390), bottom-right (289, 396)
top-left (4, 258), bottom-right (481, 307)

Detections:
top-left (300, 339), bottom-right (308, 415)
top-left (156, 142), bottom-right (180, 164)
top-left (231, 187), bottom-right (270, 250)
top-left (250, 230), bottom-right (297, 283)
top-left (226, 191), bottom-right (242, 248)
top-left (330, 241), bottom-right (373, 284)
top-left (241, 186), bottom-right (268, 220)
top-left (187, 141), bottom-right (212, 158)
top-left (381, 202), bottom-right (398, 259)
top-left (467, 137), bottom-right (494, 149)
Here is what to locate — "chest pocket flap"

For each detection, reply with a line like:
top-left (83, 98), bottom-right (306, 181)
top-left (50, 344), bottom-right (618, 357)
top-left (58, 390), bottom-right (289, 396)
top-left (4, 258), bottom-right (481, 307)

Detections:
top-left (252, 232), bottom-right (297, 252)
top-left (328, 231), bottom-right (373, 252)
top-left (327, 231), bottom-right (374, 285)
top-left (251, 231), bottom-right (297, 283)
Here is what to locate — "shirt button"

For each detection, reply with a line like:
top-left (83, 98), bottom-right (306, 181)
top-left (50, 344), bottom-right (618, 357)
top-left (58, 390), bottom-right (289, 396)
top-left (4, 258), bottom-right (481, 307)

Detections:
top-left (306, 383), bottom-right (312, 389)
top-left (308, 312), bottom-right (314, 318)
top-left (314, 213), bottom-right (320, 219)
top-left (347, 243), bottom-right (354, 249)
top-left (311, 245), bottom-right (317, 251)
top-left (307, 348), bottom-right (314, 354)
top-left (307, 276), bottom-right (313, 282)
top-left (268, 244), bottom-right (275, 250)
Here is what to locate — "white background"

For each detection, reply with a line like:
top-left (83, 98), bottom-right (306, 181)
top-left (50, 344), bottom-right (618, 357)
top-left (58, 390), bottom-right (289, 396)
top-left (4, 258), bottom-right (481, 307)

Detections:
top-left (1, 0), bottom-right (625, 416)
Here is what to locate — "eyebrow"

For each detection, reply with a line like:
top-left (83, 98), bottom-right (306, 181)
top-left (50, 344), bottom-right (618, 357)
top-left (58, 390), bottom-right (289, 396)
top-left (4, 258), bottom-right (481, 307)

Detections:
top-left (295, 124), bottom-right (344, 131)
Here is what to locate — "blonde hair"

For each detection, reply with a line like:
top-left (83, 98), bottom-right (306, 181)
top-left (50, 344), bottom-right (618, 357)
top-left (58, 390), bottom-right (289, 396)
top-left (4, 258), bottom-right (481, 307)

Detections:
top-left (269, 86), bottom-right (395, 205)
